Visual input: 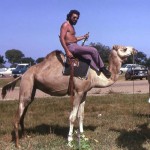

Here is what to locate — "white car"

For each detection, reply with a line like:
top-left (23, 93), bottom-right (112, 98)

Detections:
top-left (0, 68), bottom-right (16, 77)
top-left (119, 64), bottom-right (142, 74)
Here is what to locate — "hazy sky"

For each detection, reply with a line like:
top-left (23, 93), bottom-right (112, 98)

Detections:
top-left (0, 0), bottom-right (150, 63)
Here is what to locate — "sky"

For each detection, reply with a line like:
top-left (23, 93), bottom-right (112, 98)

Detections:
top-left (0, 0), bottom-right (150, 65)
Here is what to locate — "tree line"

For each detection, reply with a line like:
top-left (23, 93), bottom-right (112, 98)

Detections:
top-left (0, 43), bottom-right (150, 68)
top-left (90, 42), bottom-right (150, 67)
top-left (0, 49), bottom-right (44, 68)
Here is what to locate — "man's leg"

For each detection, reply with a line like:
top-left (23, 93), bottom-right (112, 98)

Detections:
top-left (68, 44), bottom-right (111, 78)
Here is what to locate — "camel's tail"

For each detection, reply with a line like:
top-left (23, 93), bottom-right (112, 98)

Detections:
top-left (1, 76), bottom-right (22, 99)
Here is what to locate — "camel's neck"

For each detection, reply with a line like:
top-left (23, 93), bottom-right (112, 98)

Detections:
top-left (109, 61), bottom-right (121, 82)
top-left (90, 70), bottom-right (115, 88)
top-left (90, 51), bottom-right (122, 88)
top-left (108, 52), bottom-right (122, 82)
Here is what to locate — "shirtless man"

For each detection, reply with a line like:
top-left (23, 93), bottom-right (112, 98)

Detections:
top-left (60, 10), bottom-right (111, 78)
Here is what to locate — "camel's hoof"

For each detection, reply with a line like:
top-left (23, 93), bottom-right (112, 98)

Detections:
top-left (26, 135), bottom-right (31, 138)
top-left (15, 144), bottom-right (21, 149)
top-left (22, 133), bottom-right (31, 139)
top-left (67, 141), bottom-right (73, 148)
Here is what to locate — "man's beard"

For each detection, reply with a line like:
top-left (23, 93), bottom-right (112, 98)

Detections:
top-left (69, 19), bottom-right (77, 25)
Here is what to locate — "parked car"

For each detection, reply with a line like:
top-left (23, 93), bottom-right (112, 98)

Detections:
top-left (120, 64), bottom-right (137, 74)
top-left (0, 68), bottom-right (16, 77)
top-left (12, 64), bottom-right (30, 78)
top-left (0, 68), bottom-right (7, 72)
top-left (125, 66), bottom-right (148, 80)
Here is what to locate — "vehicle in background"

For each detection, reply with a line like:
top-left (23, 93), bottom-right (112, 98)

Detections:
top-left (125, 65), bottom-right (148, 80)
top-left (119, 64), bottom-right (147, 74)
top-left (0, 68), bottom-right (7, 73)
top-left (0, 68), bottom-right (16, 77)
top-left (119, 64), bottom-right (137, 74)
top-left (12, 63), bottom-right (30, 78)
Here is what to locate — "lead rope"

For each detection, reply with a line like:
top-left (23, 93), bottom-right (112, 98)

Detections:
top-left (147, 70), bottom-right (150, 103)
top-left (68, 58), bottom-right (75, 108)
top-left (147, 70), bottom-right (150, 124)
top-left (132, 54), bottom-right (135, 115)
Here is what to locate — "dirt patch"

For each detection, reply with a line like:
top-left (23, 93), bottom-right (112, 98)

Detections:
top-left (0, 79), bottom-right (149, 101)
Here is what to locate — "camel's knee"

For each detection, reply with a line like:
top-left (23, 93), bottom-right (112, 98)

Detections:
top-left (14, 121), bottom-right (19, 130)
top-left (69, 114), bottom-right (77, 124)
top-left (78, 109), bottom-right (84, 118)
top-left (78, 115), bottom-right (84, 122)
top-left (15, 98), bottom-right (31, 122)
top-left (78, 105), bottom-right (85, 119)
top-left (20, 96), bottom-right (32, 108)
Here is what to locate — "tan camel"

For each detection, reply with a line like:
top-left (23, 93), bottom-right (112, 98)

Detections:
top-left (1, 45), bottom-right (136, 147)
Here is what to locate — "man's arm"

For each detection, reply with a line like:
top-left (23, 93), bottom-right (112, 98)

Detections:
top-left (76, 32), bottom-right (89, 42)
top-left (60, 23), bottom-right (74, 58)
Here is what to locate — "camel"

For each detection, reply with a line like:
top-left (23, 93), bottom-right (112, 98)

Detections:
top-left (1, 45), bottom-right (136, 147)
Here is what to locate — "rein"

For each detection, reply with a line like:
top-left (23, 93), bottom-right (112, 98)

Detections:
top-left (68, 58), bottom-right (75, 107)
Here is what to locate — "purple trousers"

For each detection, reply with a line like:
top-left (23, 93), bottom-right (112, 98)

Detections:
top-left (67, 43), bottom-right (104, 71)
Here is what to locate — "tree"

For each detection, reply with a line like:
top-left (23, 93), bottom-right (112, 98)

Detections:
top-left (10, 63), bottom-right (18, 68)
top-left (124, 51), bottom-right (147, 65)
top-left (5, 49), bottom-right (24, 64)
top-left (89, 43), bottom-right (149, 67)
top-left (0, 55), bottom-right (6, 65)
top-left (135, 51), bottom-right (147, 65)
top-left (21, 57), bottom-right (35, 65)
top-left (145, 57), bottom-right (150, 67)
top-left (36, 57), bottom-right (44, 63)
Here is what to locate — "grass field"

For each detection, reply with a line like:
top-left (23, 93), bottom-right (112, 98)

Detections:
top-left (0, 94), bottom-right (150, 150)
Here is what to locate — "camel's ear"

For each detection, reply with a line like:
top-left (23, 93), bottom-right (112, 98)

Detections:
top-left (112, 45), bottom-right (119, 50)
top-left (123, 47), bottom-right (127, 51)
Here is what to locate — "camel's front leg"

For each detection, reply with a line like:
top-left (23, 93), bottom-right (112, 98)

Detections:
top-left (78, 101), bottom-right (85, 134)
top-left (78, 92), bottom-right (86, 133)
top-left (68, 92), bottom-right (84, 143)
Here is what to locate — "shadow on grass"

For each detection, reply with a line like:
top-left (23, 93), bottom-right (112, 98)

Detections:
top-left (110, 123), bottom-right (150, 150)
top-left (11, 123), bottom-right (96, 141)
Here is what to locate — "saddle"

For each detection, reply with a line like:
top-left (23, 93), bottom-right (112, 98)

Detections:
top-left (63, 55), bottom-right (91, 105)
top-left (63, 55), bottom-right (91, 79)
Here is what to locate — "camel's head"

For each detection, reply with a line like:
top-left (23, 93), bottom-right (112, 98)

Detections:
top-left (112, 45), bottom-right (137, 61)
top-left (108, 45), bottom-right (137, 81)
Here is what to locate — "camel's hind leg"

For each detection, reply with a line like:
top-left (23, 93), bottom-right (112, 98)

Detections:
top-left (20, 87), bottom-right (36, 136)
top-left (14, 80), bottom-right (36, 148)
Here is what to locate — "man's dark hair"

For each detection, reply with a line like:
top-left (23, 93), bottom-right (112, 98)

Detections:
top-left (66, 10), bottom-right (80, 20)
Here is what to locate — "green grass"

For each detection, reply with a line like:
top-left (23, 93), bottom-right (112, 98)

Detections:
top-left (0, 78), bottom-right (13, 87)
top-left (0, 94), bottom-right (150, 150)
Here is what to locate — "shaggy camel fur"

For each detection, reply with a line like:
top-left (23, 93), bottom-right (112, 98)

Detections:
top-left (1, 45), bottom-right (136, 147)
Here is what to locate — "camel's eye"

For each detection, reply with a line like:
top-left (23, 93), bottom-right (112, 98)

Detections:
top-left (123, 48), bottom-right (127, 52)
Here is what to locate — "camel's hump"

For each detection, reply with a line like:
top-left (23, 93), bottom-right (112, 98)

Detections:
top-left (45, 50), bottom-right (64, 60)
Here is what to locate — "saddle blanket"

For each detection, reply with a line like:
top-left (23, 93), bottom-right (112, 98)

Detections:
top-left (62, 56), bottom-right (91, 79)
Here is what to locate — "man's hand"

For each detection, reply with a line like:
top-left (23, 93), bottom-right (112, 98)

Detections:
top-left (84, 32), bottom-right (89, 40)
top-left (82, 32), bottom-right (89, 46)
top-left (66, 51), bottom-right (74, 59)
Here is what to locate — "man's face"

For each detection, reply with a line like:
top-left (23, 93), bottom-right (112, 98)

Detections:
top-left (69, 13), bottom-right (79, 25)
